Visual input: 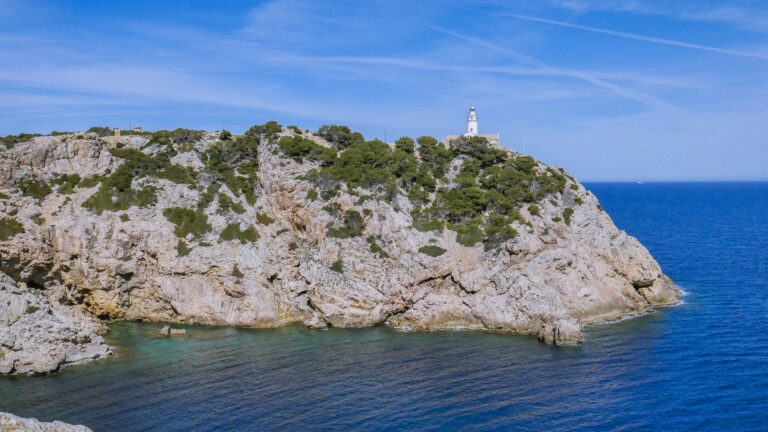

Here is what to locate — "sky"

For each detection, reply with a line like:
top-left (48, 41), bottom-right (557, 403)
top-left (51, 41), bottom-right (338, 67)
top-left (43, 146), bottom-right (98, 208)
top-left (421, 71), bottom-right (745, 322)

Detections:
top-left (1, 0), bottom-right (767, 181)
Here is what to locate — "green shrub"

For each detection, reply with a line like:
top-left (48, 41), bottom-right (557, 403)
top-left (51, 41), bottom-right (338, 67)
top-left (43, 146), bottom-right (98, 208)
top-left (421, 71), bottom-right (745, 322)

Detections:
top-left (0, 217), bottom-right (24, 240)
top-left (0, 191), bottom-right (9, 199)
top-left (330, 259), bottom-right (343, 273)
top-left (217, 194), bottom-right (246, 215)
top-left (356, 195), bottom-right (373, 206)
top-left (31, 213), bottom-right (44, 225)
top-left (25, 305), bottom-right (40, 314)
top-left (563, 208), bottom-right (574, 225)
top-left (306, 188), bottom-right (318, 201)
top-left (276, 228), bottom-right (289, 235)
top-left (570, 184), bottom-right (579, 191)
top-left (51, 174), bottom-right (81, 194)
top-left (201, 133), bottom-right (259, 200)
top-left (17, 179), bottom-right (51, 199)
top-left (453, 223), bottom-right (484, 247)
top-left (256, 212), bottom-right (274, 225)
top-left (231, 201), bottom-right (246, 214)
top-left (343, 210), bottom-right (364, 236)
top-left (219, 130), bottom-right (232, 141)
top-left (82, 185), bottom-right (157, 215)
top-left (288, 125), bottom-right (303, 134)
top-left (176, 239), bottom-right (192, 257)
top-left (366, 235), bottom-right (389, 258)
top-left (163, 207), bottom-right (211, 239)
top-left (231, 264), bottom-right (244, 278)
top-left (317, 125), bottom-right (365, 150)
top-left (326, 226), bottom-right (353, 239)
top-left (394, 136), bottom-right (415, 153)
top-left (2, 133), bottom-right (40, 149)
top-left (245, 121), bottom-right (282, 141)
top-left (120, 214), bottom-right (130, 222)
top-left (220, 223), bottom-right (259, 243)
top-left (574, 197), bottom-right (584, 205)
top-left (87, 126), bottom-right (112, 137)
top-left (411, 208), bottom-right (444, 232)
top-left (278, 136), bottom-right (336, 165)
top-left (552, 216), bottom-right (562, 222)
top-left (418, 245), bottom-right (447, 257)
top-left (528, 204), bottom-right (540, 216)
top-left (78, 176), bottom-right (102, 188)
top-left (483, 216), bottom-right (518, 250)
top-left (407, 185), bottom-right (429, 206)
top-left (320, 189), bottom-right (338, 201)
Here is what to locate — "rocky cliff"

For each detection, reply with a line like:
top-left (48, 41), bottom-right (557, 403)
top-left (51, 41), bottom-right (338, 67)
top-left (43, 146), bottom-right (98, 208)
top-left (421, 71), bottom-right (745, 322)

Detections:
top-left (0, 125), bottom-right (679, 374)
top-left (0, 412), bottom-right (92, 431)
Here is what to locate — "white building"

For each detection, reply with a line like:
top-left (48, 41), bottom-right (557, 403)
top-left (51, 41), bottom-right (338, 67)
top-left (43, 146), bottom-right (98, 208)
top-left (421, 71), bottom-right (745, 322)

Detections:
top-left (443, 106), bottom-right (500, 147)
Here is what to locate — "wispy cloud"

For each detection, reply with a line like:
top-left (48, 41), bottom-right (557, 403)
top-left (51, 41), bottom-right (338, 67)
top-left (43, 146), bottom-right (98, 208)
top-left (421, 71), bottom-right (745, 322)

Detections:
top-left (545, 0), bottom-right (768, 32)
top-left (495, 12), bottom-right (768, 60)
top-left (426, 25), bottom-right (675, 111)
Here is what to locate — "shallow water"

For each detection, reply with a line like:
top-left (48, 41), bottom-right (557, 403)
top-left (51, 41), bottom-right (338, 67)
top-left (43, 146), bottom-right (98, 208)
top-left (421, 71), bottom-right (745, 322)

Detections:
top-left (1, 182), bottom-right (767, 431)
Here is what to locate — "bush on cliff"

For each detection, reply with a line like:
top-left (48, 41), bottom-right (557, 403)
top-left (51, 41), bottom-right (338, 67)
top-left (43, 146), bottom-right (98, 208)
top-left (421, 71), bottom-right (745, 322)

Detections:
top-left (278, 136), bottom-right (336, 165)
top-left (2, 133), bottom-right (40, 149)
top-left (220, 223), bottom-right (259, 243)
top-left (51, 174), bottom-right (81, 194)
top-left (418, 245), bottom-right (447, 257)
top-left (163, 207), bottom-right (211, 239)
top-left (87, 126), bottom-right (112, 137)
top-left (317, 125), bottom-right (364, 150)
top-left (326, 209), bottom-right (365, 238)
top-left (0, 217), bottom-right (25, 241)
top-left (563, 208), bottom-right (574, 225)
top-left (17, 179), bottom-right (52, 199)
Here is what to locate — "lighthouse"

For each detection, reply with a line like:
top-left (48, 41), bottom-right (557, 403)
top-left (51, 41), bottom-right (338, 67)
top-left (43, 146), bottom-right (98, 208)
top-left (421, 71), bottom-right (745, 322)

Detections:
top-left (442, 106), bottom-right (500, 148)
top-left (466, 106), bottom-right (478, 137)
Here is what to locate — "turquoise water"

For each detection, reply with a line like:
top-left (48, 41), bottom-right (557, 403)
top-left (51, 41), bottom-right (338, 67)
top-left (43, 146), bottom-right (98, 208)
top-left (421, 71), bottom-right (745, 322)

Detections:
top-left (1, 182), bottom-right (767, 431)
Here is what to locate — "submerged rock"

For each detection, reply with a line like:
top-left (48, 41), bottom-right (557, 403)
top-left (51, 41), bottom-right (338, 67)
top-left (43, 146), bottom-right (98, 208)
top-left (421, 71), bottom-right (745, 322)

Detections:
top-left (0, 411), bottom-right (92, 432)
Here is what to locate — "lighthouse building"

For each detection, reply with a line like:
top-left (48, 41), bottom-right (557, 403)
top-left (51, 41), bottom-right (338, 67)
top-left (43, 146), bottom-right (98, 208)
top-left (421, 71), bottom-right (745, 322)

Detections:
top-left (443, 106), bottom-right (500, 147)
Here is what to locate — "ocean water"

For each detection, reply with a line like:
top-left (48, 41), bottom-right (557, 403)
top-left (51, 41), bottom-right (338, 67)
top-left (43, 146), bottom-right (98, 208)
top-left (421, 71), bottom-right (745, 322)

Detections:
top-left (1, 182), bottom-right (767, 431)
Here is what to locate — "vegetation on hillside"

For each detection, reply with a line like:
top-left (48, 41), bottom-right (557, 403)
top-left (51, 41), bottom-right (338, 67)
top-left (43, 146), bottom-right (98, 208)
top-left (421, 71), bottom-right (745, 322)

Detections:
top-left (0, 217), bottom-right (25, 241)
top-left (9, 119), bottom-right (575, 252)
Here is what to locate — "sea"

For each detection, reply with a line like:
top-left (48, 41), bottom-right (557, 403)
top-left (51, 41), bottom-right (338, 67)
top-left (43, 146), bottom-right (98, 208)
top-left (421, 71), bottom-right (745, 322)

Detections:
top-left (1, 182), bottom-right (767, 431)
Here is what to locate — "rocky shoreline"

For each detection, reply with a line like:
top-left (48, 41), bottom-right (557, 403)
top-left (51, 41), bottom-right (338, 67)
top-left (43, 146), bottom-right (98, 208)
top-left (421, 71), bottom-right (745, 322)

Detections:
top-left (0, 125), bottom-right (679, 375)
top-left (0, 412), bottom-right (92, 432)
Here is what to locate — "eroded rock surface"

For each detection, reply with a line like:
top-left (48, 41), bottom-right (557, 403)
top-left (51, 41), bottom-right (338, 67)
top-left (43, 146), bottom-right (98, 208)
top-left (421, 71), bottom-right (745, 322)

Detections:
top-left (0, 272), bottom-right (111, 374)
top-left (0, 128), bottom-right (679, 360)
top-left (0, 412), bottom-right (92, 432)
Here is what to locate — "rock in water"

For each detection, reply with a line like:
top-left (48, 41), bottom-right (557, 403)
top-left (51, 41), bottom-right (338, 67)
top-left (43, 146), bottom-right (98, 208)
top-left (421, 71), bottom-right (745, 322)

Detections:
top-left (0, 411), bottom-right (93, 431)
top-left (0, 126), bottom-right (679, 355)
top-left (0, 272), bottom-right (111, 374)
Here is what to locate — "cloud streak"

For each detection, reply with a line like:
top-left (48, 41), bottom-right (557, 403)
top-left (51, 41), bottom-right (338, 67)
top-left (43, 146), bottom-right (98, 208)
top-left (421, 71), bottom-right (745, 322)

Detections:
top-left (427, 25), bottom-right (675, 111)
top-left (499, 12), bottom-right (768, 60)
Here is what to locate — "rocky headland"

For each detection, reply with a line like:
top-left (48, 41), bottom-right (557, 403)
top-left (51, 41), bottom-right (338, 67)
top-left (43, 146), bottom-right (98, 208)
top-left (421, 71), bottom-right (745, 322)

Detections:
top-left (0, 123), bottom-right (679, 375)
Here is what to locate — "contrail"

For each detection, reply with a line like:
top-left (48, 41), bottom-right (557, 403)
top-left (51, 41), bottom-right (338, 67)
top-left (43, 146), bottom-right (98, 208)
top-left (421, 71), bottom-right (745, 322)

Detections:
top-left (500, 13), bottom-right (768, 61)
top-left (428, 24), bottom-right (675, 111)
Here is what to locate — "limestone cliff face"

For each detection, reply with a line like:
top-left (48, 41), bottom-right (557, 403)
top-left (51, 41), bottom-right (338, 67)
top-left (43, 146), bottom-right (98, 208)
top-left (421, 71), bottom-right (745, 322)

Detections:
top-left (0, 129), bottom-right (679, 369)
top-left (0, 272), bottom-right (110, 375)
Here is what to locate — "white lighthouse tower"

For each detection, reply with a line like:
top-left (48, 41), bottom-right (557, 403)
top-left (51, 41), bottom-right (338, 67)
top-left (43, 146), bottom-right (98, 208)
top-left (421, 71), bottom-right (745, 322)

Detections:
top-left (465, 106), bottom-right (478, 137)
top-left (442, 105), bottom-right (499, 147)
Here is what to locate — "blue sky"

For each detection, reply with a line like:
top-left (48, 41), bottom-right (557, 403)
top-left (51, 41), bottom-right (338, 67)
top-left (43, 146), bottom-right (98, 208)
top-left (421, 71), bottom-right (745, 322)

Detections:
top-left (1, 0), bottom-right (767, 181)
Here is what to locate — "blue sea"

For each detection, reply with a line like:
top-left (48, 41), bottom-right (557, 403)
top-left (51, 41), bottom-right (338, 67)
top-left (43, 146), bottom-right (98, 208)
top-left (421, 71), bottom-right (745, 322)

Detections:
top-left (1, 182), bottom-right (767, 431)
